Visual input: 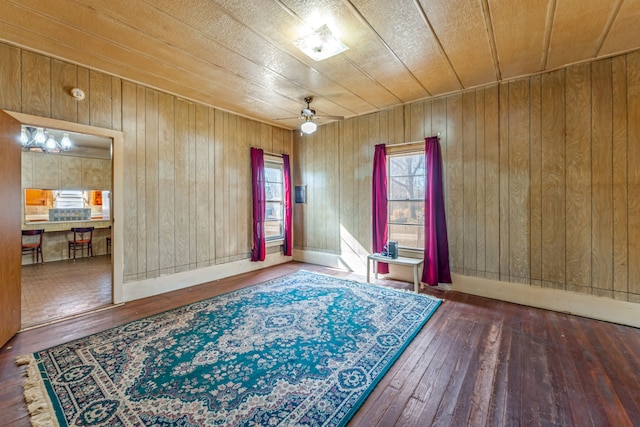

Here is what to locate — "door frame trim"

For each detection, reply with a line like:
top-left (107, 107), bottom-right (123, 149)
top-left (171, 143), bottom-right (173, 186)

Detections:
top-left (4, 110), bottom-right (124, 304)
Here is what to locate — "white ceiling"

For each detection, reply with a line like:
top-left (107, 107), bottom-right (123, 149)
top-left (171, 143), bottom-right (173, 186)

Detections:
top-left (1, 0), bottom-right (639, 131)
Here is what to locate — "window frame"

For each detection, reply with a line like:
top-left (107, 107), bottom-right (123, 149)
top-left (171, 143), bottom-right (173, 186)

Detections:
top-left (386, 149), bottom-right (426, 251)
top-left (264, 156), bottom-right (285, 243)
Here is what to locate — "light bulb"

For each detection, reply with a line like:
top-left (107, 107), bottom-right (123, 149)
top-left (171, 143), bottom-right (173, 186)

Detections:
top-left (300, 121), bottom-right (317, 134)
top-left (34, 128), bottom-right (46, 145)
top-left (20, 128), bottom-right (29, 145)
top-left (45, 135), bottom-right (57, 150)
top-left (60, 133), bottom-right (72, 150)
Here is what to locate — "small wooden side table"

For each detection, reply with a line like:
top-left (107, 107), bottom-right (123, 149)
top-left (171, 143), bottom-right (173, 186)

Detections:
top-left (366, 254), bottom-right (424, 293)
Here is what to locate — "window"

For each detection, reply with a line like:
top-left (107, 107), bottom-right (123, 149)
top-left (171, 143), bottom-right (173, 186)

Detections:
top-left (388, 152), bottom-right (425, 250)
top-left (264, 159), bottom-right (284, 241)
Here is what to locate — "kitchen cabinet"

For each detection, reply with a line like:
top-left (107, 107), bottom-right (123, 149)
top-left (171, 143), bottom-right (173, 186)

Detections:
top-left (33, 153), bottom-right (60, 188)
top-left (22, 151), bottom-right (111, 190)
top-left (60, 156), bottom-right (83, 189)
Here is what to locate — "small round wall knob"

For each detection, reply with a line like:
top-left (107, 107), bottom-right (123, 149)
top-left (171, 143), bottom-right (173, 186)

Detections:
top-left (70, 87), bottom-right (85, 100)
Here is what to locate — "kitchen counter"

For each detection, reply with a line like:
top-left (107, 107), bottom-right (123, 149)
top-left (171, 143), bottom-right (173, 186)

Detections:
top-left (21, 220), bottom-right (111, 264)
top-left (22, 219), bottom-right (111, 232)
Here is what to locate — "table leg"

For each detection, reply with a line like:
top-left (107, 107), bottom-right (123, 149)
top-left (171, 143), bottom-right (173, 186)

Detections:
top-left (374, 260), bottom-right (378, 280)
top-left (413, 265), bottom-right (419, 293)
top-left (367, 257), bottom-right (371, 283)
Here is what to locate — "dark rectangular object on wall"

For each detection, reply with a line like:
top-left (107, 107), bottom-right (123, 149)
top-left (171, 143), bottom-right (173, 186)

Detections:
top-left (295, 185), bottom-right (306, 204)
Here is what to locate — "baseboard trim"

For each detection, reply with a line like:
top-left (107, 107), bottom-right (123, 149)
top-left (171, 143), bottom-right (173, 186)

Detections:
top-left (123, 254), bottom-right (292, 302)
top-left (293, 249), bottom-right (344, 269)
top-left (442, 274), bottom-right (640, 328)
top-left (293, 249), bottom-right (640, 328)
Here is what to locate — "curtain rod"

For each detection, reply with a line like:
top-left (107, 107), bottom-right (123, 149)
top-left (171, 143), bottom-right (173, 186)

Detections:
top-left (263, 150), bottom-right (282, 157)
top-left (257, 148), bottom-right (285, 158)
top-left (386, 133), bottom-right (440, 148)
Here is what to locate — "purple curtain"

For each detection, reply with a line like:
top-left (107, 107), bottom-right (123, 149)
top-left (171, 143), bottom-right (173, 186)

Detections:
top-left (372, 144), bottom-right (389, 274)
top-left (282, 154), bottom-right (293, 256)
top-left (422, 137), bottom-right (451, 285)
top-left (250, 147), bottom-right (266, 262)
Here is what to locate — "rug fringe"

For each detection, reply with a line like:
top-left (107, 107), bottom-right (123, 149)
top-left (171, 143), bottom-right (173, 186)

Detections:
top-left (16, 354), bottom-right (59, 427)
top-left (15, 355), bottom-right (32, 365)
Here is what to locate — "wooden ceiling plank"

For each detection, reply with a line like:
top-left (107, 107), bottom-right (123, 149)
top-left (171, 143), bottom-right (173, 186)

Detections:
top-left (594, 0), bottom-right (624, 56)
top-left (5, 0), bottom-right (317, 121)
top-left (546, 0), bottom-right (619, 69)
top-left (344, 0), bottom-right (434, 98)
top-left (215, 0), bottom-right (397, 111)
top-left (417, 0), bottom-right (497, 88)
top-left (318, 1), bottom-right (430, 103)
top-left (480, 0), bottom-right (501, 81)
top-left (599, 0), bottom-right (640, 56)
top-left (214, 0), bottom-right (405, 110)
top-left (489, 0), bottom-right (550, 79)
top-left (540, 0), bottom-right (557, 70)
top-left (349, 0), bottom-right (462, 96)
top-left (115, 2), bottom-right (364, 116)
top-left (277, 0), bottom-right (429, 104)
top-left (146, 0), bottom-right (364, 116)
top-left (0, 21), bottom-right (296, 126)
top-left (68, 0), bottom-right (341, 118)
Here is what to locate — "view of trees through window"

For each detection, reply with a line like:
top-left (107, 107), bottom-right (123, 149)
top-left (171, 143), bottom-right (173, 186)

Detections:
top-left (388, 153), bottom-right (425, 249)
top-left (264, 161), bottom-right (284, 240)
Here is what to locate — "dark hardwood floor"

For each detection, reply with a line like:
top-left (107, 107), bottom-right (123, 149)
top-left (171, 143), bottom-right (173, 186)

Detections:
top-left (1, 262), bottom-right (639, 426)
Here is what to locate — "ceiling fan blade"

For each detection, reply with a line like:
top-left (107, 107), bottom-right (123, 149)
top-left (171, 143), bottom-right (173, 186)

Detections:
top-left (272, 116), bottom-right (301, 121)
top-left (315, 115), bottom-right (344, 120)
top-left (273, 97), bottom-right (344, 123)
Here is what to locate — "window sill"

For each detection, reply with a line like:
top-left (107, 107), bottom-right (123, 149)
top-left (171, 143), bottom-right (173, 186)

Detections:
top-left (266, 238), bottom-right (284, 248)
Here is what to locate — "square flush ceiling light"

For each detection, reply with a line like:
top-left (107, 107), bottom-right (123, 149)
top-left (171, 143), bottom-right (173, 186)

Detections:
top-left (294, 24), bottom-right (348, 61)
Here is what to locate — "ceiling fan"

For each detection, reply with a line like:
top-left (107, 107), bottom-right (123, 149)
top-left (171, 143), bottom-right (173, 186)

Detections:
top-left (274, 97), bottom-right (344, 134)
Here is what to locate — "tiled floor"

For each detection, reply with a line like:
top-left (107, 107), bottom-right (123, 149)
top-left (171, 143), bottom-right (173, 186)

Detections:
top-left (21, 255), bottom-right (112, 329)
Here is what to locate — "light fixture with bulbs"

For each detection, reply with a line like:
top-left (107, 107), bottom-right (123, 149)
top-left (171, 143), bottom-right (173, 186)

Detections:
top-left (294, 24), bottom-right (348, 61)
top-left (20, 126), bottom-right (72, 154)
top-left (300, 119), bottom-right (318, 135)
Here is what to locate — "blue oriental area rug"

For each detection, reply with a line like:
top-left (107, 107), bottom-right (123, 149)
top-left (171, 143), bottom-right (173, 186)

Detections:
top-left (18, 270), bottom-right (441, 426)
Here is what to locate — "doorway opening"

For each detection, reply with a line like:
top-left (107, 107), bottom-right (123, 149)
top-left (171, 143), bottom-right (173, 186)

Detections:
top-left (6, 111), bottom-right (123, 330)
top-left (20, 128), bottom-right (113, 329)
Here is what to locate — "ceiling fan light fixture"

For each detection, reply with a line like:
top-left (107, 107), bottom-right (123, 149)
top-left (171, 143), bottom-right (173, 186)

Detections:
top-left (300, 120), bottom-right (317, 135)
top-left (294, 24), bottom-right (348, 61)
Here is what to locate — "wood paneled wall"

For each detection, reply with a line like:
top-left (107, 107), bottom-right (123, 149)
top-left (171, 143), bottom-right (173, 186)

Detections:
top-left (0, 42), bottom-right (292, 283)
top-left (294, 50), bottom-right (640, 303)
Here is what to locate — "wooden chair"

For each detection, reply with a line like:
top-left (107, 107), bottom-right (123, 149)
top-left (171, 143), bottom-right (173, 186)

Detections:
top-left (22, 229), bottom-right (45, 264)
top-left (106, 225), bottom-right (111, 254)
top-left (68, 227), bottom-right (94, 260)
